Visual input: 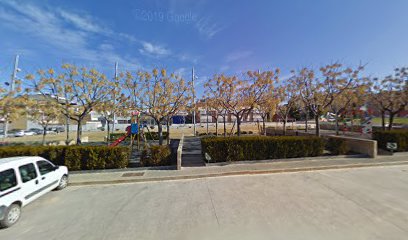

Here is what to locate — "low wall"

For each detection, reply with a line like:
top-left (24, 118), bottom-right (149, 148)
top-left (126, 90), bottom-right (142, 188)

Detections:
top-left (327, 135), bottom-right (377, 158)
top-left (177, 134), bottom-right (184, 170)
top-left (265, 128), bottom-right (377, 158)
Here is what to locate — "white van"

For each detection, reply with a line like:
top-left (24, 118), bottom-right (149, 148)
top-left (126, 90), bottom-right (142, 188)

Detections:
top-left (0, 156), bottom-right (68, 228)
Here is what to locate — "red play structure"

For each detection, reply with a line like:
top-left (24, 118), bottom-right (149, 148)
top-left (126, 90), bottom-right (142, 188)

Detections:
top-left (109, 126), bottom-right (131, 147)
top-left (109, 111), bottom-right (142, 147)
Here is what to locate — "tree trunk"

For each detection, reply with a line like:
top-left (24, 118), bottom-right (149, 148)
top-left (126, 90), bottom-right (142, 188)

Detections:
top-left (388, 113), bottom-right (395, 131)
top-left (335, 112), bottom-right (339, 135)
top-left (215, 113), bottom-right (218, 136)
top-left (315, 114), bottom-right (320, 136)
top-left (65, 115), bottom-right (70, 144)
top-left (158, 122), bottom-right (163, 145)
top-left (305, 110), bottom-right (309, 132)
top-left (112, 114), bottom-right (115, 134)
top-left (206, 109), bottom-right (209, 135)
top-left (283, 115), bottom-right (287, 136)
top-left (106, 118), bottom-right (110, 146)
top-left (262, 116), bottom-right (266, 136)
top-left (223, 114), bottom-right (226, 137)
top-left (351, 117), bottom-right (354, 133)
top-left (381, 111), bottom-right (386, 131)
top-left (166, 117), bottom-right (170, 145)
top-left (236, 116), bottom-right (241, 136)
top-left (76, 121), bottom-right (82, 145)
top-left (42, 126), bottom-right (47, 145)
top-left (3, 115), bottom-right (9, 140)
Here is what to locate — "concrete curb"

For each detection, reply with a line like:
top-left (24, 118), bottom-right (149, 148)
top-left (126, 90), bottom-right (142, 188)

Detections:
top-left (69, 165), bottom-right (175, 174)
top-left (69, 160), bottom-right (408, 187)
top-left (204, 154), bottom-right (367, 167)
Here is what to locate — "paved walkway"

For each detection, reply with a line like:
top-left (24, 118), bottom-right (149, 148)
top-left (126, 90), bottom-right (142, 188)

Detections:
top-left (69, 153), bottom-right (408, 186)
top-left (4, 165), bottom-right (408, 240)
top-left (181, 136), bottom-right (205, 167)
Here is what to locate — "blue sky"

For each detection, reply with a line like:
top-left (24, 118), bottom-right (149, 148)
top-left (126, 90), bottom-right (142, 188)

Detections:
top-left (1, 0), bottom-right (408, 97)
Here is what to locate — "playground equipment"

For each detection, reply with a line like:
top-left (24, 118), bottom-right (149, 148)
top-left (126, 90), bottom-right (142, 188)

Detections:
top-left (109, 126), bottom-right (132, 147)
top-left (109, 111), bottom-right (145, 148)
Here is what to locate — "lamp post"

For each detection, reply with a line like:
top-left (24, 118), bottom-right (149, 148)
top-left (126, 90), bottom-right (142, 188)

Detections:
top-left (4, 55), bottom-right (20, 139)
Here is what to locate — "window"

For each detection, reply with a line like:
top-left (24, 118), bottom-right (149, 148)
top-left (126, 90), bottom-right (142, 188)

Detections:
top-left (19, 163), bottom-right (37, 183)
top-left (36, 161), bottom-right (55, 175)
top-left (118, 120), bottom-right (131, 124)
top-left (0, 169), bottom-right (17, 192)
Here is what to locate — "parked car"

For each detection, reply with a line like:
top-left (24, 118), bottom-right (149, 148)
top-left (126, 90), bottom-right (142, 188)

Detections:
top-left (12, 130), bottom-right (25, 137)
top-left (0, 156), bottom-right (68, 228)
top-left (55, 126), bottom-right (65, 133)
top-left (27, 128), bottom-right (43, 135)
top-left (23, 130), bottom-right (36, 136)
top-left (48, 126), bottom-right (65, 133)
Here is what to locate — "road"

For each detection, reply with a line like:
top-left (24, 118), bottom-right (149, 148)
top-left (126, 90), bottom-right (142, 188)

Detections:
top-left (1, 165), bottom-right (408, 240)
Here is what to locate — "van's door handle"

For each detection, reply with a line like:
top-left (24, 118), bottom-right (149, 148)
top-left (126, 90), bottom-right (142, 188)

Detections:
top-left (35, 180), bottom-right (39, 184)
top-left (42, 177), bottom-right (45, 180)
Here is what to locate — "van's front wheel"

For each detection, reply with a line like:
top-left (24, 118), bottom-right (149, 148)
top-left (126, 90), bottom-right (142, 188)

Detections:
top-left (0, 204), bottom-right (21, 228)
top-left (56, 175), bottom-right (68, 190)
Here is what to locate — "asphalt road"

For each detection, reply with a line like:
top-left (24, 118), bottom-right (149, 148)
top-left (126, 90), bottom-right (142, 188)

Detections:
top-left (1, 165), bottom-right (408, 240)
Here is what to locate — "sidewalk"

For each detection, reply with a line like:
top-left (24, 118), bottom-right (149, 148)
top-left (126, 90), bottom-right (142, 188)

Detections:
top-left (68, 152), bottom-right (408, 186)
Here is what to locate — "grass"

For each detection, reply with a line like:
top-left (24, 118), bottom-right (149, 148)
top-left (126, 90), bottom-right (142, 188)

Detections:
top-left (372, 117), bottom-right (408, 125)
top-left (1, 122), bottom-right (268, 143)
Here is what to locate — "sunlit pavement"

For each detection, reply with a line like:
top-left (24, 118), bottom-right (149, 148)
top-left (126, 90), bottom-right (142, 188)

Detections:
top-left (1, 165), bottom-right (408, 240)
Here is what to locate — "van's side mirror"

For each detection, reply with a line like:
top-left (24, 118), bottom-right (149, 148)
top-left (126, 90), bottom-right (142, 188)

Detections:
top-left (53, 165), bottom-right (60, 171)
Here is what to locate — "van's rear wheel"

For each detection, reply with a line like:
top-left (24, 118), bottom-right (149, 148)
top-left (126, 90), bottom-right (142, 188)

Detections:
top-left (56, 175), bottom-right (68, 190)
top-left (0, 204), bottom-right (21, 228)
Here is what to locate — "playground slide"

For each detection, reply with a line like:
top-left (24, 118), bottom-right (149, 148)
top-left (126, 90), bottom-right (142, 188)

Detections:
top-left (109, 127), bottom-right (131, 147)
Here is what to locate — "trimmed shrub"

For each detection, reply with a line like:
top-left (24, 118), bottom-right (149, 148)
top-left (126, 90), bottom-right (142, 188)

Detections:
top-left (109, 132), bottom-right (168, 141)
top-left (373, 130), bottom-right (408, 152)
top-left (140, 145), bottom-right (172, 166)
top-left (109, 133), bottom-right (127, 141)
top-left (145, 132), bottom-right (169, 140)
top-left (326, 137), bottom-right (349, 155)
top-left (0, 146), bottom-right (129, 170)
top-left (201, 136), bottom-right (325, 162)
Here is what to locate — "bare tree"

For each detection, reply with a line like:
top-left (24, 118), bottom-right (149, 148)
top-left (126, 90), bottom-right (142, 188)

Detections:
top-left (95, 73), bottom-right (128, 144)
top-left (205, 70), bottom-right (279, 136)
top-left (276, 77), bottom-right (299, 135)
top-left (124, 68), bottom-right (191, 145)
top-left (204, 76), bottom-right (229, 136)
top-left (371, 67), bottom-right (408, 130)
top-left (255, 92), bottom-right (278, 135)
top-left (294, 63), bottom-right (364, 136)
top-left (329, 82), bottom-right (369, 135)
top-left (26, 64), bottom-right (112, 144)
top-left (0, 78), bottom-right (24, 138)
top-left (26, 96), bottom-right (60, 144)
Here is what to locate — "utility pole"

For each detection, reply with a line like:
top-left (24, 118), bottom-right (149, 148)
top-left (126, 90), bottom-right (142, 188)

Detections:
top-left (4, 55), bottom-right (20, 138)
top-left (10, 55), bottom-right (19, 92)
top-left (192, 67), bottom-right (196, 136)
top-left (112, 62), bottom-right (118, 133)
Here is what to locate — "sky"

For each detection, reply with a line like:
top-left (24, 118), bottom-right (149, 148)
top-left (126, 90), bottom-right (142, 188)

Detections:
top-left (1, 0), bottom-right (408, 97)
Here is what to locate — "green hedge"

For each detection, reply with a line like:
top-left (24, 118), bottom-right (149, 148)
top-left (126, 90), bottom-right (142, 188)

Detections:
top-left (140, 145), bottom-right (172, 167)
top-left (198, 131), bottom-right (255, 136)
top-left (373, 130), bottom-right (408, 152)
top-left (326, 137), bottom-right (349, 155)
top-left (109, 132), bottom-right (169, 141)
top-left (201, 136), bottom-right (325, 162)
top-left (0, 146), bottom-right (130, 170)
